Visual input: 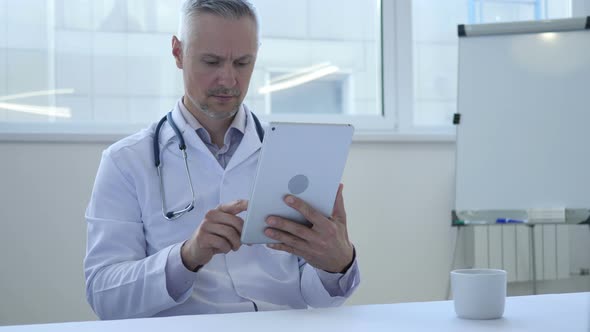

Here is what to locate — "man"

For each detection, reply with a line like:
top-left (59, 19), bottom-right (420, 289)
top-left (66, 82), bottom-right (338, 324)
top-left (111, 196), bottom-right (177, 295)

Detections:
top-left (84, 0), bottom-right (360, 320)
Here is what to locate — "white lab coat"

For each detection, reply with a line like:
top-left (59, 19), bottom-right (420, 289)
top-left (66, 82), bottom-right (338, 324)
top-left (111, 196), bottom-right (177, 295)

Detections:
top-left (84, 102), bottom-right (360, 320)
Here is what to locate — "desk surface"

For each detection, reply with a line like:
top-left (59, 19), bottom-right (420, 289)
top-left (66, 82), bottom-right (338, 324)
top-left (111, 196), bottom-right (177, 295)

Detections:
top-left (2, 292), bottom-right (589, 331)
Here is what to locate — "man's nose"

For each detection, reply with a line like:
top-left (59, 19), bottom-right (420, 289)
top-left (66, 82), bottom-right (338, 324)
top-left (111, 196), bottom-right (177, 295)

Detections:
top-left (218, 63), bottom-right (237, 88)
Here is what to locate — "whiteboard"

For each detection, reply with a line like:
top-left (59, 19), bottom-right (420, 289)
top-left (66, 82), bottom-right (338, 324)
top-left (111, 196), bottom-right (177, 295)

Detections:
top-left (455, 18), bottom-right (590, 211)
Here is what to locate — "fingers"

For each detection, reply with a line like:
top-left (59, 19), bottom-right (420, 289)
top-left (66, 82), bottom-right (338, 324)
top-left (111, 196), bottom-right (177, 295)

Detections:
top-left (265, 216), bottom-right (319, 242)
top-left (331, 183), bottom-right (347, 223)
top-left (283, 188), bottom-right (348, 229)
top-left (204, 209), bottom-right (244, 235)
top-left (203, 223), bottom-right (242, 251)
top-left (283, 195), bottom-right (326, 227)
top-left (217, 199), bottom-right (248, 215)
top-left (199, 205), bottom-right (246, 252)
top-left (203, 234), bottom-right (233, 254)
top-left (264, 228), bottom-right (309, 252)
top-left (186, 201), bottom-right (248, 266)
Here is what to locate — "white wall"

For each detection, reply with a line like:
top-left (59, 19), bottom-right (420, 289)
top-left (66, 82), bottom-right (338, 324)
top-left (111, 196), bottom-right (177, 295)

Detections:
top-left (0, 142), bottom-right (103, 325)
top-left (1, 138), bottom-right (589, 326)
top-left (0, 139), bottom-right (457, 325)
top-left (343, 141), bottom-right (457, 305)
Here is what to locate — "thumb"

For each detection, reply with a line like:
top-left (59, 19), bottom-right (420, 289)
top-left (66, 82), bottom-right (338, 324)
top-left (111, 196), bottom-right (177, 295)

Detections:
top-left (331, 183), bottom-right (347, 223)
top-left (218, 199), bottom-right (249, 215)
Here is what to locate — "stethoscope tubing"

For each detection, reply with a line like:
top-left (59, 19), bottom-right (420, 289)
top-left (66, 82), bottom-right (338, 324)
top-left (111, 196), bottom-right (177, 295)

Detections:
top-left (152, 109), bottom-right (264, 220)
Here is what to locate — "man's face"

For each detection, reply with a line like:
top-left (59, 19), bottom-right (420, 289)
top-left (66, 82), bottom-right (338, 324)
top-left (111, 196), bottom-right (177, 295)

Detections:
top-left (174, 13), bottom-right (258, 119)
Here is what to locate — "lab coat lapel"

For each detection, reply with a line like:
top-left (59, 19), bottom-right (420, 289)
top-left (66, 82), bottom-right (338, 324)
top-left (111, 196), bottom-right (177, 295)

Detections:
top-left (225, 106), bottom-right (263, 172)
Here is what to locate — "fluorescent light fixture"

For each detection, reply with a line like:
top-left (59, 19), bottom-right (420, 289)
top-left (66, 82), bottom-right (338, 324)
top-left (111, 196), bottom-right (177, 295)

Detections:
top-left (0, 102), bottom-right (72, 118)
top-left (0, 88), bottom-right (75, 118)
top-left (539, 32), bottom-right (557, 42)
top-left (258, 63), bottom-right (340, 95)
top-left (0, 88), bottom-right (75, 102)
top-left (269, 62), bottom-right (333, 83)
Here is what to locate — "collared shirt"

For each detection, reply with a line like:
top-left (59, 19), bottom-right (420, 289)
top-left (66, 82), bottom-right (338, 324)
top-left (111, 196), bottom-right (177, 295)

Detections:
top-left (178, 99), bottom-right (245, 169)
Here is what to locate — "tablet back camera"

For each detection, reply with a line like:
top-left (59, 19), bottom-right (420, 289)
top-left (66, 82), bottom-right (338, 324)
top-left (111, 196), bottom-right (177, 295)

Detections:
top-left (288, 174), bottom-right (309, 195)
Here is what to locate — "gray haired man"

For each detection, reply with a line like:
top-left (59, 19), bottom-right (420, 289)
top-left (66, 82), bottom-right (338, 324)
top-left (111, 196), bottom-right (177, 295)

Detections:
top-left (84, 0), bottom-right (360, 319)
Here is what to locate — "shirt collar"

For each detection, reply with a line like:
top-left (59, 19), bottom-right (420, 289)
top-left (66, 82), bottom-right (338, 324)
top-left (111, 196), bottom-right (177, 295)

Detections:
top-left (158, 99), bottom-right (258, 155)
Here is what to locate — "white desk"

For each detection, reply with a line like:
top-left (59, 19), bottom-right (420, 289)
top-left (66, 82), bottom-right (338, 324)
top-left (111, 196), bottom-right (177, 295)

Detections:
top-left (1, 292), bottom-right (588, 331)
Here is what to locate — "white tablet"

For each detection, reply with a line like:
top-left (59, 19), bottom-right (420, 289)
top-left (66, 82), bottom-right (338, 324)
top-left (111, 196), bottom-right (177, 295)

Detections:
top-left (241, 122), bottom-right (354, 244)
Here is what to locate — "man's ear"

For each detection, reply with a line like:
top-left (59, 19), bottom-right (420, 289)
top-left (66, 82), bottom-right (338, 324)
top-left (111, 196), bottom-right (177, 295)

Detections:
top-left (172, 36), bottom-right (183, 69)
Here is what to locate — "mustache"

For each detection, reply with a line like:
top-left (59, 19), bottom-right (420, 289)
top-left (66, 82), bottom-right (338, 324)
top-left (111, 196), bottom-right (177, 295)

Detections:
top-left (208, 87), bottom-right (240, 96)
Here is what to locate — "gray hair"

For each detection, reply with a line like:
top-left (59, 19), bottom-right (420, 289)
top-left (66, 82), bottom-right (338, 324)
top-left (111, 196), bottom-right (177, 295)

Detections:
top-left (178, 0), bottom-right (259, 48)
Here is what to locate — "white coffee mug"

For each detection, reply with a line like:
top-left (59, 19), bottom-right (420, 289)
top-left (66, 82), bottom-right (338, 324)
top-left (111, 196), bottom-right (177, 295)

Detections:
top-left (451, 268), bottom-right (507, 320)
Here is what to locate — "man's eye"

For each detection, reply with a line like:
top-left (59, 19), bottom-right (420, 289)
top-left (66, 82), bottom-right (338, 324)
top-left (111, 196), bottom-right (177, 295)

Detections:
top-left (236, 61), bottom-right (250, 67)
top-left (203, 60), bottom-right (219, 66)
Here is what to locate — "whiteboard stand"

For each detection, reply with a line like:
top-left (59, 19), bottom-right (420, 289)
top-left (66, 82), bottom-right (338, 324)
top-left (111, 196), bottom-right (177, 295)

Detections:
top-left (529, 224), bottom-right (538, 294)
top-left (452, 16), bottom-right (590, 296)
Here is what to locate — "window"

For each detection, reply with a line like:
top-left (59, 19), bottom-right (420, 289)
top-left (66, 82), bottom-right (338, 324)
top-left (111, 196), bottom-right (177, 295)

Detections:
top-left (0, 0), bottom-right (585, 138)
top-left (263, 70), bottom-right (351, 115)
top-left (0, 0), bottom-right (387, 136)
top-left (409, 0), bottom-right (574, 131)
top-left (246, 0), bottom-right (385, 129)
top-left (0, 0), bottom-right (184, 135)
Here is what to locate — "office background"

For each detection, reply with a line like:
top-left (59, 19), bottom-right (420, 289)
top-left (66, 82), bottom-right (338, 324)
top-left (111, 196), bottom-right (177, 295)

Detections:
top-left (1, 0), bottom-right (590, 326)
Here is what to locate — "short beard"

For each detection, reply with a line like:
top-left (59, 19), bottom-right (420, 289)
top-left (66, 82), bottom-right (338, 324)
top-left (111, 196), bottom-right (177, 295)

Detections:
top-left (186, 91), bottom-right (241, 120)
top-left (199, 103), bottom-right (240, 120)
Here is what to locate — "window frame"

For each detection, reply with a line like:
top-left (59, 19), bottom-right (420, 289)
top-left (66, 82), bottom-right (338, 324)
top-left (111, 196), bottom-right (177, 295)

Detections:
top-left (385, 0), bottom-right (456, 136)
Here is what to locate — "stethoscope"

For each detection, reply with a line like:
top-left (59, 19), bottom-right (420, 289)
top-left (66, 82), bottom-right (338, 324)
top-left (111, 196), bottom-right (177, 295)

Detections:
top-left (153, 110), bottom-right (264, 220)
